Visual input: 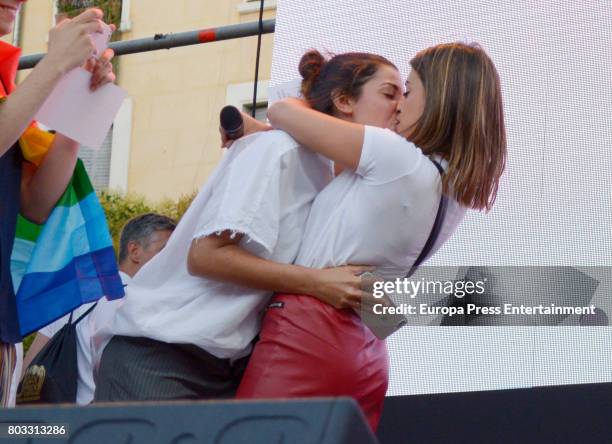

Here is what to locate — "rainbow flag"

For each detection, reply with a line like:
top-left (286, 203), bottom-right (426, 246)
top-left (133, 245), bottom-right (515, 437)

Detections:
top-left (10, 156), bottom-right (124, 337)
top-left (2, 42), bottom-right (123, 337)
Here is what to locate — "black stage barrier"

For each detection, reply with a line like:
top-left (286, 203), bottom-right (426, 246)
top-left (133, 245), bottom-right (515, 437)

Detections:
top-left (0, 397), bottom-right (378, 444)
top-left (377, 382), bottom-right (612, 444)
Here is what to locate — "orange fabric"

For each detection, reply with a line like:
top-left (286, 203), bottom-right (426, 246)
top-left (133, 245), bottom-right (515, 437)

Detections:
top-left (0, 41), bottom-right (55, 166)
top-left (19, 124), bottom-right (55, 167)
top-left (0, 41), bottom-right (21, 97)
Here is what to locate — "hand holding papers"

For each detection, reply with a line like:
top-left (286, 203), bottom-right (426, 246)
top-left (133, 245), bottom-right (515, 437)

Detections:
top-left (35, 22), bottom-right (127, 149)
top-left (90, 22), bottom-right (113, 57)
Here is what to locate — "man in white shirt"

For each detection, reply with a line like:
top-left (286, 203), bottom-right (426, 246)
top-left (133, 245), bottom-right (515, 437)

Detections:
top-left (20, 213), bottom-right (176, 405)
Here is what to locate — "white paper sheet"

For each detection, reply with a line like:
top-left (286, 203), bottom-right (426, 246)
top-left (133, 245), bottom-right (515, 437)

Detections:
top-left (35, 23), bottom-right (127, 149)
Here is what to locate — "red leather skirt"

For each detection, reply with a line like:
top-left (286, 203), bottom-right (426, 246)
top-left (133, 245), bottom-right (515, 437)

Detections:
top-left (236, 293), bottom-right (389, 431)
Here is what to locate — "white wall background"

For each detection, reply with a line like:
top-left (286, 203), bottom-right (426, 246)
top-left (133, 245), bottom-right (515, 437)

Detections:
top-left (270, 0), bottom-right (612, 395)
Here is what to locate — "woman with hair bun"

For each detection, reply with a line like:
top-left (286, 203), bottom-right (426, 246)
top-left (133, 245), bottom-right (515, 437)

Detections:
top-left (226, 42), bottom-right (507, 431)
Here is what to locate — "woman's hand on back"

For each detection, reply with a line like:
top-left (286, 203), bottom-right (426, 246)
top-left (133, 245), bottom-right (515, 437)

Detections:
top-left (309, 265), bottom-right (376, 310)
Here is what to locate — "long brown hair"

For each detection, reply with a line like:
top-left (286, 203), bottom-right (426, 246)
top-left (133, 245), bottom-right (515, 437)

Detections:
top-left (407, 43), bottom-right (506, 211)
top-left (299, 49), bottom-right (397, 115)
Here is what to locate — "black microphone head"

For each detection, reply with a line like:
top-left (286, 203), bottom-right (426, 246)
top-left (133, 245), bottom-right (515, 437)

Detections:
top-left (220, 105), bottom-right (244, 139)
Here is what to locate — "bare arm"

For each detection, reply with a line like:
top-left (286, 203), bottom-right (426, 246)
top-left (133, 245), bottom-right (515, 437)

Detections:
top-left (13, 11), bottom-right (117, 223)
top-left (20, 46), bottom-right (115, 223)
top-left (0, 57), bottom-right (65, 157)
top-left (187, 231), bottom-right (371, 310)
top-left (20, 133), bottom-right (80, 224)
top-left (267, 97), bottom-right (365, 170)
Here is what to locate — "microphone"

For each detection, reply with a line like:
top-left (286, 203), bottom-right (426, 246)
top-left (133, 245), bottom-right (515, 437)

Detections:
top-left (219, 105), bottom-right (244, 140)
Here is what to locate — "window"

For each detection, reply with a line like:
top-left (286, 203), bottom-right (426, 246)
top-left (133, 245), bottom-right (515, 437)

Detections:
top-left (226, 80), bottom-right (270, 123)
top-left (79, 129), bottom-right (113, 191)
top-left (237, 0), bottom-right (277, 15)
top-left (108, 98), bottom-right (132, 191)
top-left (243, 102), bottom-right (269, 122)
top-left (119, 0), bottom-right (131, 31)
top-left (66, 98), bottom-right (132, 192)
top-left (52, 0), bottom-right (130, 31)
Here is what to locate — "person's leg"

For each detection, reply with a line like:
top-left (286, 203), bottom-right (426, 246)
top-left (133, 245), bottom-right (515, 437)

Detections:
top-left (94, 336), bottom-right (238, 402)
top-left (0, 342), bottom-right (17, 407)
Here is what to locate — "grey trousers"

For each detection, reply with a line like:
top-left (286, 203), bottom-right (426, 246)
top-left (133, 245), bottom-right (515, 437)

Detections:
top-left (94, 336), bottom-right (249, 402)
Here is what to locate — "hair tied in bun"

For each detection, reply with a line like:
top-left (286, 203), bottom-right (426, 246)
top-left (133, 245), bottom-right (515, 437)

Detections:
top-left (299, 50), bottom-right (327, 99)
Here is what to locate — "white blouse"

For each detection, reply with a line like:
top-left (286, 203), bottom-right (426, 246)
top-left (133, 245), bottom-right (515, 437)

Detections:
top-left (295, 126), bottom-right (467, 278)
top-left (100, 131), bottom-right (332, 359)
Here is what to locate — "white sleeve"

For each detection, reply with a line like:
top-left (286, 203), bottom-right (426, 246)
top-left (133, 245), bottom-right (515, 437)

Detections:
top-left (356, 126), bottom-right (426, 184)
top-left (192, 131), bottom-right (298, 256)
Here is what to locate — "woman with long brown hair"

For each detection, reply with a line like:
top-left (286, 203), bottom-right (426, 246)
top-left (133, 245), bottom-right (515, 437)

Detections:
top-left (219, 42), bottom-right (507, 431)
top-left (95, 49), bottom-right (406, 403)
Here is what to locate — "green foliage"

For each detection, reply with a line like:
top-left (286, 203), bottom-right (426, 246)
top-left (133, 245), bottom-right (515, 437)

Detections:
top-left (56, 0), bottom-right (94, 14)
top-left (98, 190), bottom-right (150, 254)
top-left (57, 0), bottom-right (123, 76)
top-left (57, 0), bottom-right (122, 30)
top-left (98, 189), bottom-right (197, 256)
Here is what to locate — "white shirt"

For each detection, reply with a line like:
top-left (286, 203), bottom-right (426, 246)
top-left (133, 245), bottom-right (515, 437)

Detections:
top-left (295, 126), bottom-right (467, 277)
top-left (38, 271), bottom-right (130, 405)
top-left (8, 342), bottom-right (22, 408)
top-left (102, 131), bottom-right (332, 359)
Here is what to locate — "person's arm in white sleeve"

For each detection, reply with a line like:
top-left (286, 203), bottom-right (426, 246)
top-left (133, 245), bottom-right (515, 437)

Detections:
top-left (188, 231), bottom-right (372, 311)
top-left (190, 129), bottom-right (371, 310)
top-left (267, 97), bottom-right (365, 170)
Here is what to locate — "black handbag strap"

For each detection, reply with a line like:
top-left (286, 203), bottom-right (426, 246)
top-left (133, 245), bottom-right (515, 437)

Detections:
top-left (405, 158), bottom-right (448, 278)
top-left (72, 303), bottom-right (98, 325)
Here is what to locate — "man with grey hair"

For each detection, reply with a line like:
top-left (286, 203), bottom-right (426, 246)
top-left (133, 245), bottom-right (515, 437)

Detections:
top-left (117, 213), bottom-right (177, 282)
top-left (20, 213), bottom-right (176, 405)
